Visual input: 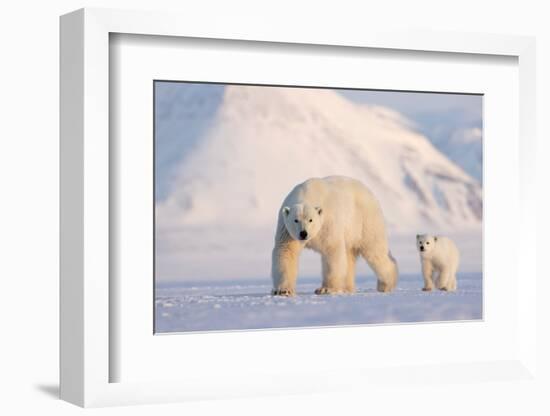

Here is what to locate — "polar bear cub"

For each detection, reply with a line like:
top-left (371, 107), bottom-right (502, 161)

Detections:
top-left (416, 234), bottom-right (459, 292)
top-left (271, 176), bottom-right (398, 296)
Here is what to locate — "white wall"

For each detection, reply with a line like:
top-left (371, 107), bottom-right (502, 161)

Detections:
top-left (1, 0), bottom-right (548, 414)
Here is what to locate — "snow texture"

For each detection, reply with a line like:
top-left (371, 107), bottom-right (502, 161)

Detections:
top-left (155, 273), bottom-right (482, 333)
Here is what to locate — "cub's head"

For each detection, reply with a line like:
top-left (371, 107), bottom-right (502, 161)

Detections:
top-left (281, 204), bottom-right (323, 242)
top-left (416, 234), bottom-right (437, 255)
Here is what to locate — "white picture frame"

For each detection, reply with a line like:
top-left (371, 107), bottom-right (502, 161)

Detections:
top-left (60, 7), bottom-right (537, 408)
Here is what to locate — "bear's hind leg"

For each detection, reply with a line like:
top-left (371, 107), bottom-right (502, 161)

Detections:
top-left (363, 250), bottom-right (398, 293)
top-left (315, 243), bottom-right (348, 295)
top-left (437, 269), bottom-right (454, 291)
top-left (343, 250), bottom-right (358, 294)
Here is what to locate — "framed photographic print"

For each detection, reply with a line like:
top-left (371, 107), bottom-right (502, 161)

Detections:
top-left (153, 81), bottom-right (483, 334)
top-left (60, 8), bottom-right (537, 407)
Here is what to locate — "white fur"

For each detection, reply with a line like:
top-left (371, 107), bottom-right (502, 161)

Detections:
top-left (271, 176), bottom-right (398, 296)
top-left (416, 234), bottom-right (460, 292)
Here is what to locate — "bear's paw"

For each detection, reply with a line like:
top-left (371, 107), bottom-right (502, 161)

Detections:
top-left (314, 287), bottom-right (345, 295)
top-left (377, 281), bottom-right (394, 293)
top-left (272, 288), bottom-right (295, 297)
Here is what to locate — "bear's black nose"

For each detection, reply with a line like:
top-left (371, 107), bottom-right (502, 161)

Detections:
top-left (299, 230), bottom-right (308, 240)
top-left (420, 246), bottom-right (425, 252)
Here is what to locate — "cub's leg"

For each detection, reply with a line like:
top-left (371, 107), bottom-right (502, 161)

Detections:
top-left (445, 268), bottom-right (458, 291)
top-left (437, 268), bottom-right (453, 291)
top-left (447, 262), bottom-right (459, 291)
top-left (316, 242), bottom-right (348, 295)
top-left (421, 260), bottom-right (435, 291)
top-left (447, 276), bottom-right (457, 291)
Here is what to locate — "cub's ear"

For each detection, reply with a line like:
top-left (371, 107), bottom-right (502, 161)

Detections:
top-left (416, 234), bottom-right (420, 240)
top-left (315, 206), bottom-right (323, 215)
top-left (282, 206), bottom-right (290, 216)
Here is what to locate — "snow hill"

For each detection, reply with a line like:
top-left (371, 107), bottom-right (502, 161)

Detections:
top-left (155, 84), bottom-right (482, 233)
top-left (437, 126), bottom-right (482, 183)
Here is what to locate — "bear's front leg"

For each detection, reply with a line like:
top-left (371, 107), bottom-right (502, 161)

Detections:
top-left (271, 240), bottom-right (302, 296)
top-left (316, 243), bottom-right (347, 295)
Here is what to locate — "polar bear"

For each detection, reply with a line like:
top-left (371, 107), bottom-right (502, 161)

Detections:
top-left (271, 176), bottom-right (398, 296)
top-left (416, 234), bottom-right (460, 292)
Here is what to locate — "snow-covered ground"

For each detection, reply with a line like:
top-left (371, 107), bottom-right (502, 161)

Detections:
top-left (155, 272), bottom-right (482, 333)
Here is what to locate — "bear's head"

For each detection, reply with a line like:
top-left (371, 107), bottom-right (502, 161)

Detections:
top-left (281, 204), bottom-right (323, 242)
top-left (416, 234), bottom-right (437, 255)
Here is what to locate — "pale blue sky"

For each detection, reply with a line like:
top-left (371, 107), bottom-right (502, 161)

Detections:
top-left (340, 89), bottom-right (481, 120)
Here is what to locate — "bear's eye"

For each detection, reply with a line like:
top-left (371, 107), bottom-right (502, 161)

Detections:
top-left (426, 242), bottom-right (430, 245)
top-left (294, 219), bottom-right (298, 223)
top-left (309, 219), bottom-right (312, 223)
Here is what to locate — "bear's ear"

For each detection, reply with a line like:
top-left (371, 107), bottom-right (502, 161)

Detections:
top-left (315, 206), bottom-right (322, 215)
top-left (416, 234), bottom-right (420, 240)
top-left (282, 206), bottom-right (290, 217)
